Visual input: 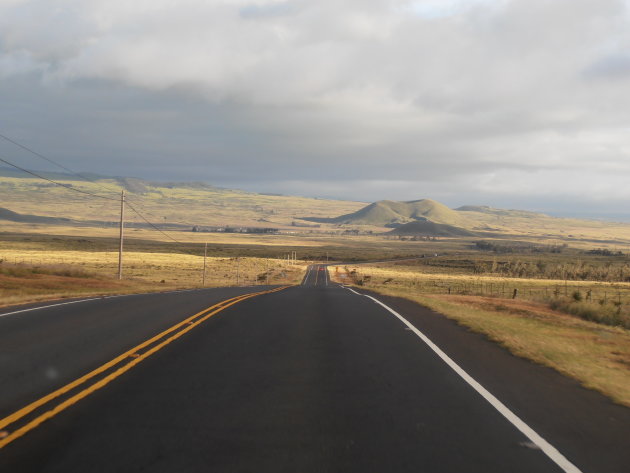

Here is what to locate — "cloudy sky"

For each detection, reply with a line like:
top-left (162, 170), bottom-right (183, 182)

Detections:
top-left (1, 0), bottom-right (630, 218)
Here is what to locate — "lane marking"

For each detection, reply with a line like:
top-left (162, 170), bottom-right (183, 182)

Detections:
top-left (301, 266), bottom-right (312, 286)
top-left (1, 291), bottom-right (260, 427)
top-left (0, 298), bottom-right (102, 318)
top-left (0, 286), bottom-right (290, 449)
top-left (314, 265), bottom-right (320, 285)
top-left (0, 292), bottom-right (257, 431)
top-left (0, 287), bottom-right (233, 319)
top-left (343, 287), bottom-right (582, 473)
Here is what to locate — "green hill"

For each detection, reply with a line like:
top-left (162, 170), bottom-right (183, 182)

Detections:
top-left (316, 199), bottom-right (471, 227)
top-left (0, 167), bottom-right (364, 230)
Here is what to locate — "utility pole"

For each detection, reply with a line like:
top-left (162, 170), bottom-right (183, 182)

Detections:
top-left (202, 242), bottom-right (207, 286)
top-left (117, 190), bottom-right (125, 280)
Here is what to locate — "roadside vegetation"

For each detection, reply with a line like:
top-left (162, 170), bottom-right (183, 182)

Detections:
top-left (0, 250), bottom-right (306, 308)
top-left (335, 259), bottom-right (630, 407)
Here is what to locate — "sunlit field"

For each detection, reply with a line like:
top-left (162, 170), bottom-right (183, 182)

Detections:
top-left (0, 247), bottom-right (306, 308)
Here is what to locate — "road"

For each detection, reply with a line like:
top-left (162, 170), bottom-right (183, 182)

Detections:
top-left (0, 265), bottom-right (629, 472)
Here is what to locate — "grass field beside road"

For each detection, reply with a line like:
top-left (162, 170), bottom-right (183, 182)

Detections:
top-left (0, 249), bottom-right (306, 308)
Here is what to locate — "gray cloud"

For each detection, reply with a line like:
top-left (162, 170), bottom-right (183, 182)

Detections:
top-left (1, 0), bottom-right (630, 217)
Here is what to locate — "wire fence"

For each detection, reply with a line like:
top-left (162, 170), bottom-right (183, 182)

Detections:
top-left (339, 265), bottom-right (630, 329)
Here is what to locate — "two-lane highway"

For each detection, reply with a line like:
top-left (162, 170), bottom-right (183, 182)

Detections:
top-left (301, 263), bottom-right (329, 286)
top-left (1, 268), bottom-right (629, 472)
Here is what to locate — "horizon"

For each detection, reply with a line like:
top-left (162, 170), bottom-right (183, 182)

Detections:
top-left (3, 164), bottom-right (630, 224)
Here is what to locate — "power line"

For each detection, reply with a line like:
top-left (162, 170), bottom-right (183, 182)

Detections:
top-left (1, 141), bottom-right (203, 258)
top-left (0, 130), bottom-right (190, 225)
top-left (126, 200), bottom-right (186, 245)
top-left (0, 155), bottom-right (118, 201)
top-left (1, 154), bottom-right (191, 245)
top-left (0, 132), bottom-right (122, 197)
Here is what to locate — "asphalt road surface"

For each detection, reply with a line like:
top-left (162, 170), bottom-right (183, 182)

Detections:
top-left (1, 265), bottom-right (628, 472)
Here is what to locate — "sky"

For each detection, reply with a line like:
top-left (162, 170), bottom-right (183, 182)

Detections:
top-left (1, 0), bottom-right (630, 218)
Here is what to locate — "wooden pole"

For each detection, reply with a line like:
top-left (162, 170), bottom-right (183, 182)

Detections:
top-left (117, 190), bottom-right (125, 280)
top-left (202, 242), bottom-right (207, 286)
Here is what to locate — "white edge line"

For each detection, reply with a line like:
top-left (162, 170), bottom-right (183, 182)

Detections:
top-left (344, 287), bottom-right (582, 473)
top-left (0, 287), bottom-right (242, 319)
top-left (0, 298), bottom-right (101, 318)
top-left (302, 266), bottom-right (311, 285)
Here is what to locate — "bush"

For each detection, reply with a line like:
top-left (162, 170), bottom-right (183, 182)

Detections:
top-left (0, 264), bottom-right (94, 279)
top-left (548, 298), bottom-right (630, 329)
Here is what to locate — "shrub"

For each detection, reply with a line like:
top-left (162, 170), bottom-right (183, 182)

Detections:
top-left (548, 297), bottom-right (630, 329)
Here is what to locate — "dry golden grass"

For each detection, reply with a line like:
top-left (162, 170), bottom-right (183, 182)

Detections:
top-left (0, 227), bottom-right (472, 264)
top-left (0, 249), bottom-right (306, 308)
top-left (334, 264), bottom-right (630, 407)
top-left (338, 263), bottom-right (630, 305)
top-left (0, 272), bottom-right (159, 308)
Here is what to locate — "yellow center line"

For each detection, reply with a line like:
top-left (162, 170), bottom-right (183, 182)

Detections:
top-left (0, 285), bottom-right (291, 449)
top-left (0, 292), bottom-right (249, 431)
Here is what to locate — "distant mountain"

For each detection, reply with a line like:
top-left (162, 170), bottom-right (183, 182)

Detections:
top-left (0, 167), bottom-right (219, 194)
top-left (455, 205), bottom-right (548, 218)
top-left (388, 220), bottom-right (477, 237)
top-left (0, 207), bottom-right (73, 224)
top-left (304, 199), bottom-right (471, 227)
top-left (0, 206), bottom-right (195, 230)
top-left (0, 167), bottom-right (364, 230)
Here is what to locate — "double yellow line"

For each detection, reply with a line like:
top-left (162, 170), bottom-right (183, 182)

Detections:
top-left (0, 285), bottom-right (290, 449)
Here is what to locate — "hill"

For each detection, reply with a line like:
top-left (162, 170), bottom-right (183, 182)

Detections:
top-left (2, 167), bottom-right (630, 246)
top-left (0, 207), bottom-right (73, 225)
top-left (306, 199), bottom-right (471, 227)
top-left (456, 205), bottom-right (548, 219)
top-left (0, 168), bottom-right (364, 231)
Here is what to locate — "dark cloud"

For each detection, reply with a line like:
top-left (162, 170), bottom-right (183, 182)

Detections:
top-left (1, 0), bottom-right (630, 215)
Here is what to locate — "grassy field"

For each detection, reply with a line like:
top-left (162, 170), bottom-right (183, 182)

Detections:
top-left (0, 229), bottom-right (470, 262)
top-left (3, 171), bottom-right (630, 248)
top-left (0, 173), bottom-right (365, 231)
top-left (0, 245), bottom-right (306, 308)
top-left (335, 261), bottom-right (630, 406)
top-left (0, 226), bottom-right (454, 309)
